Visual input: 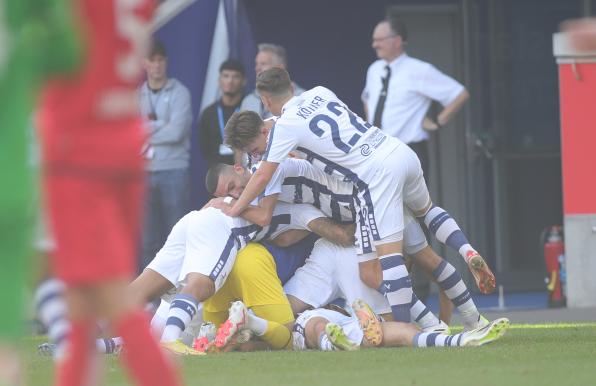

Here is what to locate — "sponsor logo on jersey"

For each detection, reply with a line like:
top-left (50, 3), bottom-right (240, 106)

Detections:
top-left (360, 144), bottom-right (372, 157)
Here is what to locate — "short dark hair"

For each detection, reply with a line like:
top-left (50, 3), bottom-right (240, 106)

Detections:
top-left (224, 110), bottom-right (264, 151)
top-left (256, 67), bottom-right (292, 97)
top-left (385, 7), bottom-right (408, 42)
top-left (148, 40), bottom-right (167, 58)
top-left (219, 59), bottom-right (245, 77)
top-left (205, 163), bottom-right (231, 195)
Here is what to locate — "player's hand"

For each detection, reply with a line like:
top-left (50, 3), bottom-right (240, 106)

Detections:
top-left (202, 197), bottom-right (227, 209)
top-left (223, 204), bottom-right (242, 217)
top-left (203, 197), bottom-right (229, 210)
top-left (422, 117), bottom-right (440, 131)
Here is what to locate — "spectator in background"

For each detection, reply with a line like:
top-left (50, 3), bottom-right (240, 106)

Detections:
top-left (362, 10), bottom-right (469, 180)
top-left (362, 10), bottom-right (469, 304)
top-left (241, 43), bottom-right (305, 119)
top-left (139, 41), bottom-right (192, 269)
top-left (198, 59), bottom-right (246, 166)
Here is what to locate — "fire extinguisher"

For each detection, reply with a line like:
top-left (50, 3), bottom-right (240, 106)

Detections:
top-left (542, 226), bottom-right (566, 308)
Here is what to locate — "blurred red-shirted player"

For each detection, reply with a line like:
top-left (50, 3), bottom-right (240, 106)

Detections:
top-left (38, 1), bottom-right (182, 385)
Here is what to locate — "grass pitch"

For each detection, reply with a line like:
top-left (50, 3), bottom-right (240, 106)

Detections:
top-left (25, 323), bottom-right (596, 386)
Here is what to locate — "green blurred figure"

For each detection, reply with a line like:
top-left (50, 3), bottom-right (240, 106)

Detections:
top-left (0, 0), bottom-right (80, 383)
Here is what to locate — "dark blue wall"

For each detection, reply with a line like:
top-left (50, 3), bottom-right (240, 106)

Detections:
top-left (244, 0), bottom-right (457, 115)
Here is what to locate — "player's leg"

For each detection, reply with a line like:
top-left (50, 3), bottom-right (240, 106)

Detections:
top-left (49, 173), bottom-right (181, 386)
top-left (215, 243), bottom-right (295, 350)
top-left (354, 162), bottom-right (416, 324)
top-left (248, 304), bottom-right (294, 350)
top-left (54, 286), bottom-right (99, 386)
top-left (93, 279), bottom-right (181, 386)
top-left (412, 317), bottom-right (510, 347)
top-left (401, 215), bottom-right (446, 331)
top-left (376, 320), bottom-right (467, 348)
top-left (160, 210), bottom-right (235, 349)
top-left (413, 246), bottom-right (488, 330)
top-left (45, 174), bottom-right (103, 386)
top-left (416, 205), bottom-right (496, 293)
top-left (294, 310), bottom-right (359, 351)
top-left (161, 273), bottom-right (213, 345)
top-left (33, 202), bottom-right (70, 359)
top-left (438, 290), bottom-right (455, 325)
top-left (305, 317), bottom-right (335, 350)
top-left (399, 146), bottom-right (495, 294)
top-left (232, 244), bottom-right (294, 350)
top-left (216, 301), bottom-right (294, 350)
top-left (44, 268), bottom-right (180, 358)
top-left (93, 268), bottom-right (177, 354)
top-left (105, 174), bottom-right (181, 384)
top-left (128, 268), bottom-right (175, 306)
top-left (35, 276), bottom-right (69, 358)
top-left (284, 239), bottom-right (340, 316)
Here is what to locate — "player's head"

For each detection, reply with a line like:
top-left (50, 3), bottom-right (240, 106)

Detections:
top-left (145, 40), bottom-right (168, 82)
top-left (205, 163), bottom-right (251, 198)
top-left (372, 9), bottom-right (407, 62)
top-left (256, 67), bottom-right (294, 116)
top-left (255, 43), bottom-right (288, 76)
top-left (224, 110), bottom-right (269, 157)
top-left (219, 59), bottom-right (246, 97)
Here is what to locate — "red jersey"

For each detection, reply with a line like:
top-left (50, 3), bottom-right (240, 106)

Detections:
top-left (39, 0), bottom-right (154, 171)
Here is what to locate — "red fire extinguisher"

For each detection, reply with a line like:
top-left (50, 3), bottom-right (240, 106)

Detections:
top-left (542, 226), bottom-right (566, 308)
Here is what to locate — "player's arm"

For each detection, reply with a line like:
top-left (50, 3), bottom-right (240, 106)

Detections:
top-left (269, 229), bottom-right (311, 247)
top-left (269, 217), bottom-right (354, 248)
top-left (235, 194), bottom-right (278, 227)
top-left (205, 193), bottom-right (279, 227)
top-left (307, 218), bottom-right (356, 247)
top-left (226, 161), bottom-right (279, 217)
top-left (148, 86), bottom-right (192, 144)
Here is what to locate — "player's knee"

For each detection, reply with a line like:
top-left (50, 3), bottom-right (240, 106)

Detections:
top-left (182, 273), bottom-right (215, 302)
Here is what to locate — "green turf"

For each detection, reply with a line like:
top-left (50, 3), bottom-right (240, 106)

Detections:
top-left (25, 323), bottom-right (596, 386)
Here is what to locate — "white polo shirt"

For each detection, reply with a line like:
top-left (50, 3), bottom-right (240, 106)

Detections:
top-left (362, 53), bottom-right (464, 144)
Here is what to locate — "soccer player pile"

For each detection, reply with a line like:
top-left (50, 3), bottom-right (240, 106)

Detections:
top-left (5, 1), bottom-right (509, 385)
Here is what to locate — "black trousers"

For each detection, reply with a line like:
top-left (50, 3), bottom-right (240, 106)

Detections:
top-left (408, 140), bottom-right (430, 180)
top-left (406, 140), bottom-right (431, 302)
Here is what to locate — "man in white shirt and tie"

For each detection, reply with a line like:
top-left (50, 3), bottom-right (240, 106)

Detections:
top-left (362, 11), bottom-right (469, 180)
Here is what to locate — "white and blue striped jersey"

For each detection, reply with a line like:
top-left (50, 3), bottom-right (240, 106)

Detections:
top-left (151, 202), bottom-right (324, 288)
top-left (266, 158), bottom-right (355, 223)
top-left (262, 86), bottom-right (403, 185)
